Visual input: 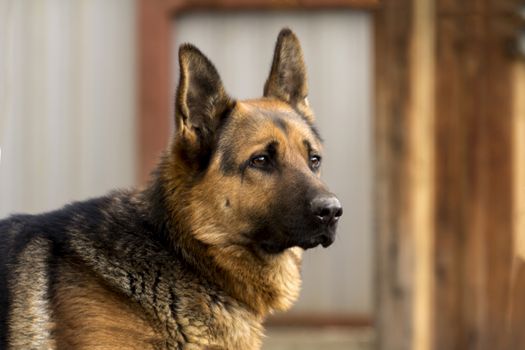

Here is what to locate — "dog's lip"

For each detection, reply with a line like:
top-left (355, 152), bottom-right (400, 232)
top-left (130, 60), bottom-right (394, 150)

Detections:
top-left (257, 228), bottom-right (337, 254)
top-left (320, 233), bottom-right (335, 247)
top-left (297, 239), bottom-right (320, 250)
top-left (298, 232), bottom-right (335, 250)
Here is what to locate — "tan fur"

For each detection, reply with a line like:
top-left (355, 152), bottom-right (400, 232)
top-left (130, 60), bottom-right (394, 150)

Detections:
top-left (8, 238), bottom-right (56, 349)
top-left (53, 264), bottom-right (163, 350)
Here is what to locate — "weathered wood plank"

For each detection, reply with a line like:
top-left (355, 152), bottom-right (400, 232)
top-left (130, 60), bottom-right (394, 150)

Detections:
top-left (433, 2), bottom-right (516, 349)
top-left (411, 0), bottom-right (436, 349)
top-left (433, 10), bottom-right (487, 350)
top-left (482, 10), bottom-right (514, 349)
top-left (163, 0), bottom-right (379, 12)
top-left (138, 0), bottom-right (172, 184)
top-left (374, 1), bottom-right (416, 349)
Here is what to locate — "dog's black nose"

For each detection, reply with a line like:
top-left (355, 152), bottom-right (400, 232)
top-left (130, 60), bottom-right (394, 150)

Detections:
top-left (311, 196), bottom-right (343, 225)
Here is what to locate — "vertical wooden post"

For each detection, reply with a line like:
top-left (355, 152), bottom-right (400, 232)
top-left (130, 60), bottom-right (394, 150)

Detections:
top-left (375, 1), bottom-right (418, 349)
top-left (509, 53), bottom-right (525, 350)
top-left (375, 0), bottom-right (436, 348)
top-left (411, 1), bottom-right (435, 349)
top-left (433, 3), bottom-right (487, 349)
top-left (433, 1), bottom-right (516, 349)
top-left (137, 0), bottom-right (172, 185)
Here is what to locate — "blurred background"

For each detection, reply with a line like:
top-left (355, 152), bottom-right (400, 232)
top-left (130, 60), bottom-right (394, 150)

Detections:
top-left (1, 0), bottom-right (525, 349)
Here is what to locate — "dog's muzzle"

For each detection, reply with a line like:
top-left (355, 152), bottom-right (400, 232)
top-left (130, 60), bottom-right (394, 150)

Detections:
top-left (298, 195), bottom-right (342, 250)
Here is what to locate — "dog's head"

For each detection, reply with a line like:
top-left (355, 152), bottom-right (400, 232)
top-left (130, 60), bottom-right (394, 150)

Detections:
top-left (170, 28), bottom-right (342, 255)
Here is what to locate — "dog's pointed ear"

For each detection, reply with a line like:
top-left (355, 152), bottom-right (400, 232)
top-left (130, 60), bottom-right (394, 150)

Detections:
top-left (175, 44), bottom-right (233, 167)
top-left (264, 29), bottom-right (309, 111)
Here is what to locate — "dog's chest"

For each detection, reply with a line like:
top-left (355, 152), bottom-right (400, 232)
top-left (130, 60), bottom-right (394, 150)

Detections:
top-left (173, 292), bottom-right (264, 350)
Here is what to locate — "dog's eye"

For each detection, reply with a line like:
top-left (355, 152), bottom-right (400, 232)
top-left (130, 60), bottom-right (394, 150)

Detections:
top-left (310, 155), bottom-right (322, 170)
top-left (250, 155), bottom-right (269, 168)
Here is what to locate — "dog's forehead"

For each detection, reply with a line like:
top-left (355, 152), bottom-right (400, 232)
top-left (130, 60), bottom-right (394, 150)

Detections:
top-left (235, 99), bottom-right (300, 121)
top-left (228, 99), bottom-right (318, 140)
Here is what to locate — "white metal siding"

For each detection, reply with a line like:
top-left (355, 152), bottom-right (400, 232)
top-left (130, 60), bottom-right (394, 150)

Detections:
top-left (0, 0), bottom-right (137, 216)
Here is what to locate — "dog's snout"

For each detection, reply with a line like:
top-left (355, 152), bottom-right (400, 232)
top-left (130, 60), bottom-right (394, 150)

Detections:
top-left (311, 196), bottom-right (343, 225)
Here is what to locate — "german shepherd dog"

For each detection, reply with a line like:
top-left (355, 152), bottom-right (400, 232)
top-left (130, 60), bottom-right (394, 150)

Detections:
top-left (0, 28), bottom-right (342, 349)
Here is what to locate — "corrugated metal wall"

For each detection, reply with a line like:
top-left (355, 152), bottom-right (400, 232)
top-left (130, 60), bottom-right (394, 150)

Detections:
top-left (0, 0), bottom-right (136, 217)
top-left (172, 11), bottom-right (373, 315)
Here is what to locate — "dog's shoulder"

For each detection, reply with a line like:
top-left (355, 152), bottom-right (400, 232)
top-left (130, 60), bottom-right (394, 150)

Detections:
top-left (1, 190), bottom-right (146, 247)
top-left (0, 189), bottom-right (162, 284)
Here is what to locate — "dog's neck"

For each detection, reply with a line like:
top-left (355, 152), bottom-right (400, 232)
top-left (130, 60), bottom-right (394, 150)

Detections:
top-left (144, 154), bottom-right (303, 317)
